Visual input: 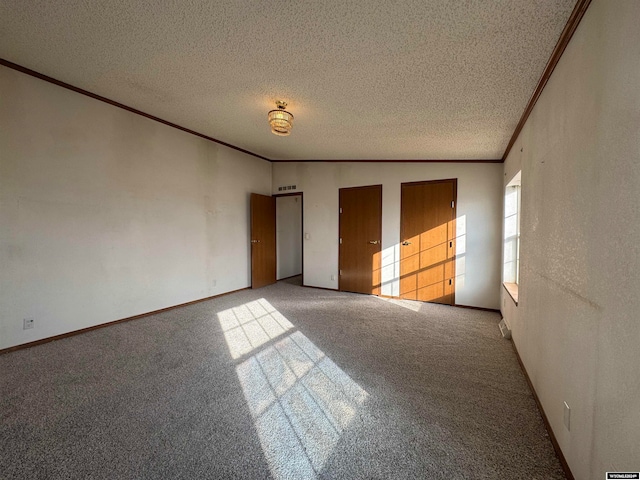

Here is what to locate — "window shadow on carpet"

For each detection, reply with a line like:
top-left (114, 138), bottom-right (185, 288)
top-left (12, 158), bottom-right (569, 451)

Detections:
top-left (217, 299), bottom-right (368, 480)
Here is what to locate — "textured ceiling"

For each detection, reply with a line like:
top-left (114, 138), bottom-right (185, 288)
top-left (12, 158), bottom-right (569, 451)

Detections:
top-left (0, 0), bottom-right (576, 161)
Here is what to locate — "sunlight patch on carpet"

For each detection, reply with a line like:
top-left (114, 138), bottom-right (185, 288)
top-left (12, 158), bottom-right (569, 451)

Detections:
top-left (218, 299), bottom-right (368, 479)
top-left (217, 298), bottom-right (294, 359)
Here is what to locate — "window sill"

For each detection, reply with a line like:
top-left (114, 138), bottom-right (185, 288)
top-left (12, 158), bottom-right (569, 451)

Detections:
top-left (503, 282), bottom-right (519, 306)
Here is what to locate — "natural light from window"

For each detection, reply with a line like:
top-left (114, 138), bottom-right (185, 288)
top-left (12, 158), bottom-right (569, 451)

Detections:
top-left (503, 171), bottom-right (521, 301)
top-left (376, 214), bottom-right (467, 299)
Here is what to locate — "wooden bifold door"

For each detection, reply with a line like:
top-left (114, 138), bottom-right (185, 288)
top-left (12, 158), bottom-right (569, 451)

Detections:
top-left (400, 179), bottom-right (457, 305)
top-left (339, 185), bottom-right (383, 295)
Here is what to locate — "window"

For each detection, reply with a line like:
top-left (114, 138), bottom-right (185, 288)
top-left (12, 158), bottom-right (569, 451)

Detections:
top-left (503, 171), bottom-right (521, 303)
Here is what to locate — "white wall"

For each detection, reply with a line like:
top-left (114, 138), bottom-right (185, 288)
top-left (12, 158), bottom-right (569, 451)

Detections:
top-left (501, 0), bottom-right (640, 478)
top-left (273, 162), bottom-right (503, 309)
top-left (0, 65), bottom-right (272, 350)
top-left (276, 195), bottom-right (302, 279)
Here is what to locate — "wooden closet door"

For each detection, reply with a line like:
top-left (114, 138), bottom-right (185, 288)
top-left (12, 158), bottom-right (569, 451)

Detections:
top-left (339, 185), bottom-right (383, 295)
top-left (400, 180), bottom-right (457, 304)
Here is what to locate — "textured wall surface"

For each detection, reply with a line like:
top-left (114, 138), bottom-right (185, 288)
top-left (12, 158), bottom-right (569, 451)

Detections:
top-left (501, 1), bottom-right (640, 477)
top-left (0, 66), bottom-right (272, 350)
top-left (273, 162), bottom-right (503, 309)
top-left (276, 195), bottom-right (302, 280)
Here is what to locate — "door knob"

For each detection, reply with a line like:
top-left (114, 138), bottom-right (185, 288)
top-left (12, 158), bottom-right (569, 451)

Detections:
top-left (402, 241), bottom-right (412, 246)
top-left (251, 239), bottom-right (260, 243)
top-left (368, 240), bottom-right (379, 245)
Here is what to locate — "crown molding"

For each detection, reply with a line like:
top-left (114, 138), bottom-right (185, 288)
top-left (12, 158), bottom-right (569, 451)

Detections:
top-left (0, 58), bottom-right (271, 162)
top-left (270, 159), bottom-right (502, 163)
top-left (502, 0), bottom-right (593, 161)
top-left (2, 0), bottom-right (594, 170)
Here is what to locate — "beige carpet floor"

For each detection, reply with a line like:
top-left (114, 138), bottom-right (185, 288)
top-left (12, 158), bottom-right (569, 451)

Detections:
top-left (0, 276), bottom-right (565, 479)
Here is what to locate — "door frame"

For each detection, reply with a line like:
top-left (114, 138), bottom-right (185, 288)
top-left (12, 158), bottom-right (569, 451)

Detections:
top-left (274, 192), bottom-right (304, 286)
top-left (400, 178), bottom-right (458, 305)
top-left (338, 184), bottom-right (383, 294)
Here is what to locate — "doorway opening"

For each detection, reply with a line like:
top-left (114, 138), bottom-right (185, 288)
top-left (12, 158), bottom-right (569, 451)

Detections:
top-left (275, 193), bottom-right (303, 285)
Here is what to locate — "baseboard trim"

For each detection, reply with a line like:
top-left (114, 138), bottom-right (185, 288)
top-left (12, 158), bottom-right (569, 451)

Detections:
top-left (511, 342), bottom-right (575, 480)
top-left (0, 287), bottom-right (250, 356)
top-left (376, 294), bottom-right (500, 313)
top-left (453, 303), bottom-right (500, 313)
top-left (302, 284), bottom-right (339, 292)
top-left (277, 274), bottom-right (303, 281)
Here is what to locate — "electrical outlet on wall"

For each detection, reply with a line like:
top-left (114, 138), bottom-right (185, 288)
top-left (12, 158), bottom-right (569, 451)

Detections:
top-left (23, 318), bottom-right (34, 330)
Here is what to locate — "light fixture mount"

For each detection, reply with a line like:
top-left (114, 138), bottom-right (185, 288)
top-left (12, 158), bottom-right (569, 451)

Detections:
top-left (268, 101), bottom-right (294, 136)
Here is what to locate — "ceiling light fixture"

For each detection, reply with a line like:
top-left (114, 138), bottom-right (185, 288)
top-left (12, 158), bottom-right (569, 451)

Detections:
top-left (268, 101), bottom-right (294, 136)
